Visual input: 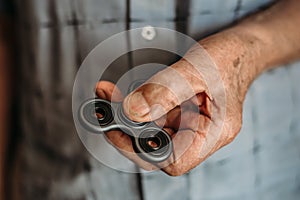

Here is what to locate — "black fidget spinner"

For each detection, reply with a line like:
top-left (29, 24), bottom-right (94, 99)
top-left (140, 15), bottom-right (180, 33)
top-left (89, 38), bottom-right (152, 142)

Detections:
top-left (78, 81), bottom-right (173, 163)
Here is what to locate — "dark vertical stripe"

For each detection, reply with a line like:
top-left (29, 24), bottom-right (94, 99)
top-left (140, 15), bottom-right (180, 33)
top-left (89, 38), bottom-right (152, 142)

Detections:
top-left (126, 0), bottom-right (134, 74)
top-left (48, 0), bottom-right (61, 96)
top-left (175, 0), bottom-right (190, 34)
top-left (186, 173), bottom-right (191, 200)
top-left (136, 168), bottom-right (145, 200)
top-left (5, 7), bottom-right (19, 200)
top-left (70, 1), bottom-right (83, 70)
top-left (233, 0), bottom-right (243, 21)
top-left (174, 0), bottom-right (190, 61)
top-left (126, 0), bottom-right (144, 199)
top-left (126, 0), bottom-right (131, 31)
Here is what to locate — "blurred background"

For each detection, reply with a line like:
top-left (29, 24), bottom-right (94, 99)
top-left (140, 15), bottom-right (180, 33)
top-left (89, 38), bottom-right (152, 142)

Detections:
top-left (1, 0), bottom-right (300, 200)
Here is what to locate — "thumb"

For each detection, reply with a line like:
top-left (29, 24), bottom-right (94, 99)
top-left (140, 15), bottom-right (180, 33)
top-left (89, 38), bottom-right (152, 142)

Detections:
top-left (123, 60), bottom-right (210, 122)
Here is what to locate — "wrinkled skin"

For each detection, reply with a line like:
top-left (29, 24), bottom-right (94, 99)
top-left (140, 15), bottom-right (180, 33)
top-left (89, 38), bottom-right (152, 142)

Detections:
top-left (95, 45), bottom-right (244, 176)
top-left (95, 0), bottom-right (300, 176)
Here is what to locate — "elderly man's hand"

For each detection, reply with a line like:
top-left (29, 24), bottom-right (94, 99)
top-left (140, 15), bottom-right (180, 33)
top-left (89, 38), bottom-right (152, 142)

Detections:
top-left (96, 30), bottom-right (252, 175)
top-left (95, 0), bottom-right (300, 176)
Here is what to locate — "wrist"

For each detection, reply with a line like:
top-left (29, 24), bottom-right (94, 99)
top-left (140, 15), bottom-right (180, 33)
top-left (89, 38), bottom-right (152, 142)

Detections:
top-left (198, 28), bottom-right (264, 102)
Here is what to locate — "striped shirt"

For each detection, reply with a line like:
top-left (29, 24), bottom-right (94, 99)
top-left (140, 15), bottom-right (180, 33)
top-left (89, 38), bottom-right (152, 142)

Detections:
top-left (3, 0), bottom-right (300, 199)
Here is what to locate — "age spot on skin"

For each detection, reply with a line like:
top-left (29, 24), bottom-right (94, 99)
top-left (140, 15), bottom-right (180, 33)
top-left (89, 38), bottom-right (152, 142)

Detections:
top-left (233, 57), bottom-right (241, 68)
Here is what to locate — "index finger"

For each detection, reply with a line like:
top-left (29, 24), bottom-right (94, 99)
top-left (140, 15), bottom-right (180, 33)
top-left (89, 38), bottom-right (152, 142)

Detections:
top-left (123, 60), bottom-right (210, 122)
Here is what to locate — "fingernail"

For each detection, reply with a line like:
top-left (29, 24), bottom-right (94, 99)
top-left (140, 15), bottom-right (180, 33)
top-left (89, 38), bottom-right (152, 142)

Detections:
top-left (124, 92), bottom-right (150, 117)
top-left (149, 104), bottom-right (166, 120)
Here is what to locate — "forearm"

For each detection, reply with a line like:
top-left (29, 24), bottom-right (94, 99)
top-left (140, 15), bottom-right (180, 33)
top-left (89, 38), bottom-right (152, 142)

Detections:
top-left (237, 0), bottom-right (300, 70)
top-left (192, 0), bottom-right (300, 101)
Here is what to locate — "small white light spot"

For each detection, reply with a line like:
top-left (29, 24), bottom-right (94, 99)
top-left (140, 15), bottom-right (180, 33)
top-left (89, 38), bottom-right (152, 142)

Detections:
top-left (141, 26), bottom-right (156, 41)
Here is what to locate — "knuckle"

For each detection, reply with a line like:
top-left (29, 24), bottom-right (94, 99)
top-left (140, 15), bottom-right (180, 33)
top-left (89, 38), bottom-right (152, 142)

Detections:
top-left (165, 167), bottom-right (185, 176)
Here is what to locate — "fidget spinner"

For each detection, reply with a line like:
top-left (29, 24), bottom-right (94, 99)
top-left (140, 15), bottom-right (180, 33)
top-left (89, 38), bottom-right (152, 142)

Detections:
top-left (78, 81), bottom-right (173, 163)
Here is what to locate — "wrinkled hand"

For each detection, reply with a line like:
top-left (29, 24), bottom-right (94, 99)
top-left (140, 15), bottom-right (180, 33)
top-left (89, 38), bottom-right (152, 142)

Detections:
top-left (96, 32), bottom-right (250, 176)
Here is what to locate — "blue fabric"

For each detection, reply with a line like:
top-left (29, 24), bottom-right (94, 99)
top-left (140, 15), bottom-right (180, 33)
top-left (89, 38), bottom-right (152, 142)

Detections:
top-left (12, 0), bottom-right (300, 200)
top-left (140, 64), bottom-right (300, 200)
